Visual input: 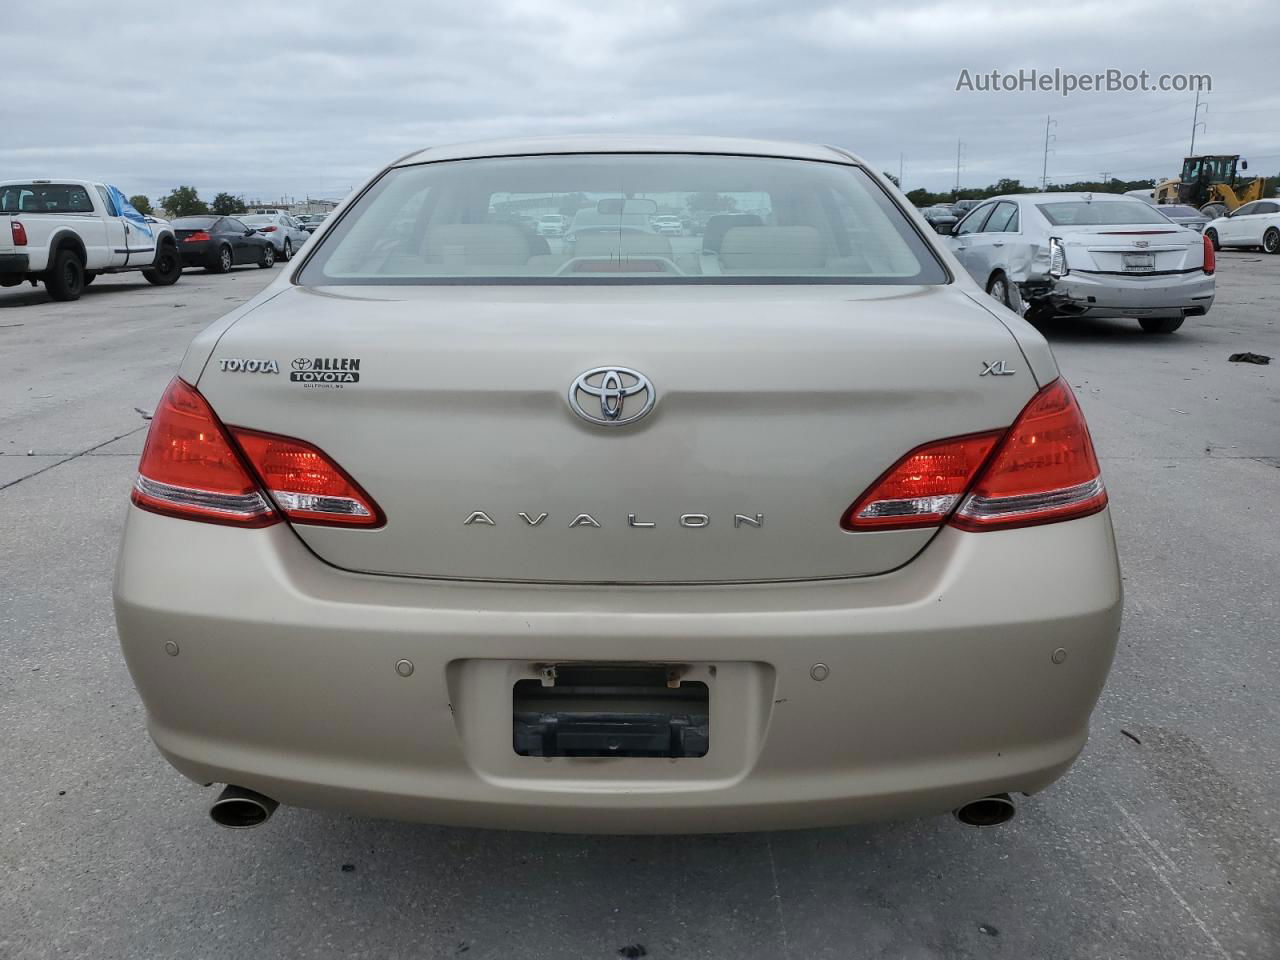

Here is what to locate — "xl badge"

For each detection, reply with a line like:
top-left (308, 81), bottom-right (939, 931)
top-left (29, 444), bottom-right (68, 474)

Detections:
top-left (980, 360), bottom-right (1016, 377)
top-left (568, 366), bottom-right (655, 426)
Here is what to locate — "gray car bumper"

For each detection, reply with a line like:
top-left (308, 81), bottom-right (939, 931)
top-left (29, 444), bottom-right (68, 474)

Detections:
top-left (1043, 271), bottom-right (1215, 319)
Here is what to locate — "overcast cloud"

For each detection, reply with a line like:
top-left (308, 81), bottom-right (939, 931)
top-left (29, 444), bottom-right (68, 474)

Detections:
top-left (5, 0), bottom-right (1278, 204)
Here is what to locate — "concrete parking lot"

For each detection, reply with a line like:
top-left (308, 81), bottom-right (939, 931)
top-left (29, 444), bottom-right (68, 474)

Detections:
top-left (2, 257), bottom-right (1277, 959)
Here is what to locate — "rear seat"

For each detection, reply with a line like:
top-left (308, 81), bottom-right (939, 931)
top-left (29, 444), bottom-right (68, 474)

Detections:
top-left (421, 224), bottom-right (533, 265)
top-left (718, 226), bottom-right (826, 272)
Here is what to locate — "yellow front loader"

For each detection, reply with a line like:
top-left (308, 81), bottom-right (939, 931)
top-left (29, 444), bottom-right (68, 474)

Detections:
top-left (1155, 155), bottom-right (1267, 218)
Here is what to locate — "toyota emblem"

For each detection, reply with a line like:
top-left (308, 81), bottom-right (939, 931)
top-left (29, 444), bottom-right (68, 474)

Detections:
top-left (568, 367), bottom-right (656, 426)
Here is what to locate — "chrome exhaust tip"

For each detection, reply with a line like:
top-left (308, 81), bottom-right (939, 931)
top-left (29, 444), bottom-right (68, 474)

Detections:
top-left (209, 785), bottom-right (278, 828)
top-left (954, 793), bottom-right (1016, 827)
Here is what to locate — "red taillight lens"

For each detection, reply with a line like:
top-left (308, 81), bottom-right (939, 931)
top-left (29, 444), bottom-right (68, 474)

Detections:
top-left (132, 378), bottom-right (278, 526)
top-left (951, 379), bottom-right (1106, 530)
top-left (842, 432), bottom-right (1002, 530)
top-left (230, 428), bottom-right (383, 527)
top-left (842, 379), bottom-right (1106, 533)
top-left (260, 225), bottom-right (277, 232)
top-left (183, 231), bottom-right (210, 243)
top-left (131, 380), bottom-right (382, 528)
top-left (1203, 233), bottom-right (1215, 275)
top-left (11, 220), bottom-right (27, 246)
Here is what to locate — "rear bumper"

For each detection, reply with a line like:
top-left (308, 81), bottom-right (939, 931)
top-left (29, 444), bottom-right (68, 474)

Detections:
top-left (114, 507), bottom-right (1122, 833)
top-left (0, 252), bottom-right (30, 275)
top-left (1044, 270), bottom-right (1215, 318)
top-left (178, 244), bottom-right (216, 268)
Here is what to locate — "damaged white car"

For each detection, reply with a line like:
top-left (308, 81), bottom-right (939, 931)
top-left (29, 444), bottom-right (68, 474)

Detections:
top-left (949, 193), bottom-right (1216, 334)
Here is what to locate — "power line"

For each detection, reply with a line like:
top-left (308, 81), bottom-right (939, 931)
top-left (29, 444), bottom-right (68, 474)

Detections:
top-left (1041, 115), bottom-right (1057, 189)
top-left (1190, 89), bottom-right (1208, 156)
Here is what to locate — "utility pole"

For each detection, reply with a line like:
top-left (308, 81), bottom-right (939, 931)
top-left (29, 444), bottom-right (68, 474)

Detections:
top-left (1100, 171), bottom-right (1111, 184)
top-left (1041, 115), bottom-right (1057, 189)
top-left (954, 140), bottom-right (965, 195)
top-left (1190, 89), bottom-right (1208, 156)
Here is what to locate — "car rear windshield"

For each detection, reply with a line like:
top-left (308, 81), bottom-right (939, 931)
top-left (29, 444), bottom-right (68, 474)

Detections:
top-left (171, 217), bottom-right (218, 229)
top-left (1036, 200), bottom-right (1172, 226)
top-left (298, 154), bottom-right (947, 285)
top-left (0, 184), bottom-right (95, 214)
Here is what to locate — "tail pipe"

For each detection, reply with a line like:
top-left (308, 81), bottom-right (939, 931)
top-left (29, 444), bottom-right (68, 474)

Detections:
top-left (209, 785), bottom-right (278, 828)
top-left (954, 793), bottom-right (1016, 827)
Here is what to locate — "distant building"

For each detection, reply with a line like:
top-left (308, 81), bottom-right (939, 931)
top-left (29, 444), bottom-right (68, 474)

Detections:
top-left (242, 198), bottom-right (340, 216)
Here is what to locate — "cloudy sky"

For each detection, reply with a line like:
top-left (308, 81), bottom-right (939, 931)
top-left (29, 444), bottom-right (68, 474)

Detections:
top-left (6, 0), bottom-right (1278, 204)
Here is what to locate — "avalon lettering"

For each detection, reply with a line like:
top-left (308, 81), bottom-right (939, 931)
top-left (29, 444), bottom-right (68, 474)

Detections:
top-left (464, 511), bottom-right (764, 529)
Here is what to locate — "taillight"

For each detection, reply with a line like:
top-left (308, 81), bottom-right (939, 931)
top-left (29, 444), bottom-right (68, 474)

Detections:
top-left (132, 378), bottom-right (278, 526)
top-left (842, 379), bottom-right (1106, 533)
top-left (11, 220), bottom-right (27, 246)
top-left (182, 231), bottom-right (210, 243)
top-left (260, 225), bottom-right (277, 232)
top-left (131, 379), bottom-right (382, 528)
top-left (230, 428), bottom-right (382, 527)
top-left (842, 432), bottom-right (1002, 530)
top-left (1203, 233), bottom-right (1215, 275)
top-left (952, 379), bottom-right (1106, 530)
top-left (1048, 237), bottom-right (1067, 277)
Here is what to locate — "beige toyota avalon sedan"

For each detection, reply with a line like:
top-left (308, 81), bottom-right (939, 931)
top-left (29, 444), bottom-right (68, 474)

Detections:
top-left (113, 136), bottom-right (1121, 833)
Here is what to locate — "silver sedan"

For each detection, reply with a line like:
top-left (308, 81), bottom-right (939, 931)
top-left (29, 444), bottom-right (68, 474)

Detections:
top-left (949, 192), bottom-right (1216, 334)
top-left (239, 213), bottom-right (309, 262)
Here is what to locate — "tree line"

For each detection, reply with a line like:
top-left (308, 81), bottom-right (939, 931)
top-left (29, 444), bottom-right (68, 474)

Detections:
top-left (127, 187), bottom-right (250, 218)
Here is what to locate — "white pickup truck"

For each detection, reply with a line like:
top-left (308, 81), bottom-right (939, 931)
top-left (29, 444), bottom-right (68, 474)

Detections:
top-left (0, 180), bottom-right (182, 300)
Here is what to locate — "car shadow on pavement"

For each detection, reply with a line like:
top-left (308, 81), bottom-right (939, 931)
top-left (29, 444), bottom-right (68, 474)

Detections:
top-left (1029, 315), bottom-right (1199, 344)
top-left (0, 281), bottom-right (157, 308)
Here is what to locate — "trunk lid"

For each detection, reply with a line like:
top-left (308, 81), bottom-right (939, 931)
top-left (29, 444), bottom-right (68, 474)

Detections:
top-left (1057, 225), bottom-right (1203, 274)
top-left (196, 284), bottom-right (1035, 583)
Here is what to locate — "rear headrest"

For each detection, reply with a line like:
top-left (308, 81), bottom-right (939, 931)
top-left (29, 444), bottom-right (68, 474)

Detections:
top-left (573, 230), bottom-right (672, 258)
top-left (702, 214), bottom-right (763, 253)
top-left (421, 224), bottom-right (532, 265)
top-left (718, 226), bottom-right (826, 271)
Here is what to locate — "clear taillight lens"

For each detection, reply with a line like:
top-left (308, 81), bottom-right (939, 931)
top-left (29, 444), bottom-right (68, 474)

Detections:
top-left (1048, 237), bottom-right (1067, 277)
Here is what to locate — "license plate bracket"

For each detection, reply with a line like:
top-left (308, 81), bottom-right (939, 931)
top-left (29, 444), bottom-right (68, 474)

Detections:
top-left (513, 665), bottom-right (709, 758)
top-left (1122, 253), bottom-right (1155, 272)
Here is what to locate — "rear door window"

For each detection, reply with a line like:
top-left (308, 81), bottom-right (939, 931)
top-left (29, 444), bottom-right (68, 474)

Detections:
top-left (983, 202), bottom-right (1018, 233)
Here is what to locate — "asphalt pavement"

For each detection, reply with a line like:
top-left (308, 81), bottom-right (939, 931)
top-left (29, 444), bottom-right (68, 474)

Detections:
top-left (2, 256), bottom-right (1277, 959)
